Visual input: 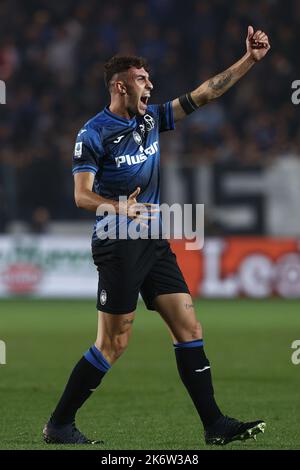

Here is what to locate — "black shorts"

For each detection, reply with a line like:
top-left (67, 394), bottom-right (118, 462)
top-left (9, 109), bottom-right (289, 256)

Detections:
top-left (92, 239), bottom-right (190, 314)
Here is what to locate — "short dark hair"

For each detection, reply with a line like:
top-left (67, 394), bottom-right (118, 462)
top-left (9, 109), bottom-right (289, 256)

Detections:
top-left (104, 55), bottom-right (150, 89)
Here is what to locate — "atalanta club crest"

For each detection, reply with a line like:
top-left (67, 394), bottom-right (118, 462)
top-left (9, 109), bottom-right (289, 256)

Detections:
top-left (133, 131), bottom-right (142, 145)
top-left (100, 289), bottom-right (107, 305)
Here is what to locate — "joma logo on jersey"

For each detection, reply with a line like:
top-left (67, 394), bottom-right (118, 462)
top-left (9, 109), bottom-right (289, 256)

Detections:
top-left (115, 141), bottom-right (158, 168)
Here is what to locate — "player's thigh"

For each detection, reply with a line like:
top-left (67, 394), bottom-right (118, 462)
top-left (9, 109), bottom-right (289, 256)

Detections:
top-left (154, 293), bottom-right (203, 343)
top-left (93, 239), bottom-right (154, 315)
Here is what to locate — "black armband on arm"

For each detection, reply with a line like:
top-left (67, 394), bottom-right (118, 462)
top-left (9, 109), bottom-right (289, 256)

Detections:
top-left (178, 92), bottom-right (198, 115)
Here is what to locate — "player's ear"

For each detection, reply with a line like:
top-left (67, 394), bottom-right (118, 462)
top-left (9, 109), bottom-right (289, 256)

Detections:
top-left (115, 81), bottom-right (127, 95)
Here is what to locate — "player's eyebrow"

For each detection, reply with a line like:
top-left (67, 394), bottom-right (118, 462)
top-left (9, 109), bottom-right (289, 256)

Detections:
top-left (135, 74), bottom-right (149, 80)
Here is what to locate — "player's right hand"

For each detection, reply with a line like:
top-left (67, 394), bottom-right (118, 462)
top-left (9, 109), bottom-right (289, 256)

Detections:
top-left (246, 26), bottom-right (270, 62)
top-left (119, 187), bottom-right (159, 228)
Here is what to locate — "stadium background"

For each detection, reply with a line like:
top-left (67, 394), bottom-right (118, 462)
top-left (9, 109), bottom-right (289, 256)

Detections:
top-left (0, 0), bottom-right (299, 450)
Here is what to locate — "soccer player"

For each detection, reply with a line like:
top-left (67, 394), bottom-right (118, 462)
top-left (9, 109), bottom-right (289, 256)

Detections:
top-left (43, 26), bottom-right (270, 446)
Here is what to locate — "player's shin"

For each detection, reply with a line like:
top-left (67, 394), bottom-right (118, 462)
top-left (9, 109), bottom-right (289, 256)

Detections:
top-left (51, 345), bottom-right (111, 425)
top-left (174, 339), bottom-right (223, 428)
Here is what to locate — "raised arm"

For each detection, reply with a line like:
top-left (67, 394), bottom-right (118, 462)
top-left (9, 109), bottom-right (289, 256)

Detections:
top-left (172, 26), bottom-right (270, 121)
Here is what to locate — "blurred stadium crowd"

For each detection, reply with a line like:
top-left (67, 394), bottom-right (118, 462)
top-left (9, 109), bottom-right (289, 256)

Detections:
top-left (0, 0), bottom-right (299, 230)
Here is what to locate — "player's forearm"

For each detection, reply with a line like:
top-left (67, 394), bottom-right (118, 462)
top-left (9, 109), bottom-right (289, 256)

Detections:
top-left (75, 189), bottom-right (119, 214)
top-left (191, 52), bottom-right (256, 106)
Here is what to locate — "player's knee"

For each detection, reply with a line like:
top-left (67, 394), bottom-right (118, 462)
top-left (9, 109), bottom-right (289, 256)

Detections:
top-left (112, 334), bottom-right (129, 359)
top-left (190, 321), bottom-right (203, 340)
top-left (99, 332), bottom-right (130, 362)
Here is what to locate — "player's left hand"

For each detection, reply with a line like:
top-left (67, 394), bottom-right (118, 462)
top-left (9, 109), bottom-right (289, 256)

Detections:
top-left (246, 25), bottom-right (270, 62)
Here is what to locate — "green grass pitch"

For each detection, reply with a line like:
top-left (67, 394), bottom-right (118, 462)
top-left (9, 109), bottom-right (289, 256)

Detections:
top-left (0, 298), bottom-right (299, 450)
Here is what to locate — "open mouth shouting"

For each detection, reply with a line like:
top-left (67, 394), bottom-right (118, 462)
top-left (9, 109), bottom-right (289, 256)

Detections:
top-left (140, 93), bottom-right (150, 111)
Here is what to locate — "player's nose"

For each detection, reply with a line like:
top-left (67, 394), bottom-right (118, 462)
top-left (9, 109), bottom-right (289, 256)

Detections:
top-left (146, 79), bottom-right (153, 90)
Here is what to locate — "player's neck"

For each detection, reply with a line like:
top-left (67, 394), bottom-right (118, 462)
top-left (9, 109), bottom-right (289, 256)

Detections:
top-left (108, 102), bottom-right (135, 121)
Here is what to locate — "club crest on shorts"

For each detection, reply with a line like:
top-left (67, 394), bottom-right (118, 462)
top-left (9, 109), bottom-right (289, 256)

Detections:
top-left (100, 289), bottom-right (107, 305)
top-left (133, 130), bottom-right (142, 145)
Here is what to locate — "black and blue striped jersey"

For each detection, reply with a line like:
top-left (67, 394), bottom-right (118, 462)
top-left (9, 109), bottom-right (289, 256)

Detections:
top-left (72, 102), bottom-right (175, 244)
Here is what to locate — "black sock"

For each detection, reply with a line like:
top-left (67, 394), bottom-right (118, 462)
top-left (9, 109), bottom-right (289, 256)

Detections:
top-left (51, 345), bottom-right (111, 425)
top-left (174, 339), bottom-right (222, 428)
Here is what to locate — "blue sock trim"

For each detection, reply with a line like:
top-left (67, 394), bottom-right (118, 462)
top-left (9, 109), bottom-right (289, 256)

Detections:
top-left (84, 345), bottom-right (111, 372)
top-left (173, 339), bottom-right (204, 349)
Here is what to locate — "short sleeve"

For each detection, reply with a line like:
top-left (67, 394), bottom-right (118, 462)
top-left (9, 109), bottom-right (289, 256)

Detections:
top-left (158, 101), bottom-right (175, 133)
top-left (72, 128), bottom-right (104, 176)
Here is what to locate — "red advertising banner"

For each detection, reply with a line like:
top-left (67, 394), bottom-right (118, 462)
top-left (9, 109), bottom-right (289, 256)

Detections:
top-left (170, 238), bottom-right (300, 298)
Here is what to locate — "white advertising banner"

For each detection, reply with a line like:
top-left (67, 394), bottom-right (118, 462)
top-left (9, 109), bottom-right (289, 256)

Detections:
top-left (0, 236), bottom-right (97, 298)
